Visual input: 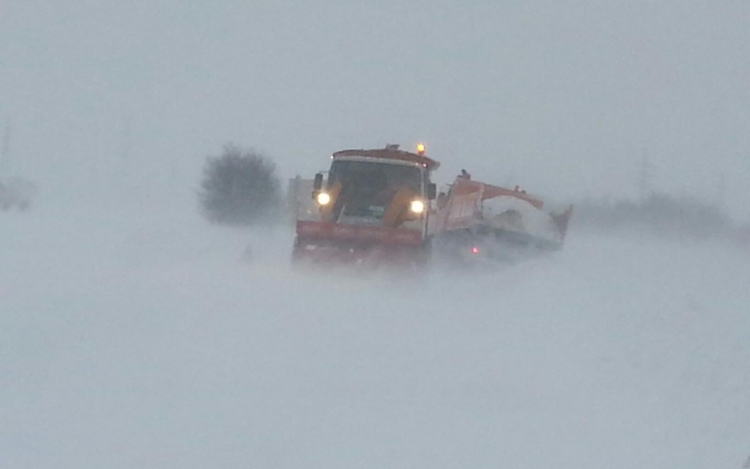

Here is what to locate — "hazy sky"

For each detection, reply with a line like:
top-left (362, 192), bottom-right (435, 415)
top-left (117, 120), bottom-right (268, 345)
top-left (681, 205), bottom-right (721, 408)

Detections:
top-left (1, 1), bottom-right (748, 216)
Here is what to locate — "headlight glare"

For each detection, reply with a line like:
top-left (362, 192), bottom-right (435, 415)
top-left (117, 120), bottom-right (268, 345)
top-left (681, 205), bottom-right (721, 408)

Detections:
top-left (317, 192), bottom-right (331, 205)
top-left (410, 200), bottom-right (425, 214)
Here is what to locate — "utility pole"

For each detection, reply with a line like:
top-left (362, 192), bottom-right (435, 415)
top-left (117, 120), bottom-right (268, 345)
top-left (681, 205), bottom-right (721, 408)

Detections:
top-left (1, 122), bottom-right (10, 181)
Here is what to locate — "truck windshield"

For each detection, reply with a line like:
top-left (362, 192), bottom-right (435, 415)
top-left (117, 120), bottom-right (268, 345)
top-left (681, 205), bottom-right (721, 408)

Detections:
top-left (328, 160), bottom-right (422, 220)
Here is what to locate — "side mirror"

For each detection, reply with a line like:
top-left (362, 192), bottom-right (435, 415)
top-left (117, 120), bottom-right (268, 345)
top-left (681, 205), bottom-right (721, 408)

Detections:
top-left (427, 183), bottom-right (437, 200)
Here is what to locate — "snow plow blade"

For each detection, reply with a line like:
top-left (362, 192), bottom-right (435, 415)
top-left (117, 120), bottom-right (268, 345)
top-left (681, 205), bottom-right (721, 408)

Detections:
top-left (292, 221), bottom-right (430, 268)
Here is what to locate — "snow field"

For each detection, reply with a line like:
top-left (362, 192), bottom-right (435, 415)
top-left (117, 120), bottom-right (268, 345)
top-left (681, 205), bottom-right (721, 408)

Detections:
top-left (1, 200), bottom-right (749, 468)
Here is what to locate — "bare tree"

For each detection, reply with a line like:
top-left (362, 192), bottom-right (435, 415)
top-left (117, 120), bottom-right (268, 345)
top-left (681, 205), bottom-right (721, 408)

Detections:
top-left (198, 144), bottom-right (282, 226)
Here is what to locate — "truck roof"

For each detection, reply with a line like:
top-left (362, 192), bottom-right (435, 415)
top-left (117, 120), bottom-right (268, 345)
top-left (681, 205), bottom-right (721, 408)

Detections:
top-left (332, 148), bottom-right (440, 170)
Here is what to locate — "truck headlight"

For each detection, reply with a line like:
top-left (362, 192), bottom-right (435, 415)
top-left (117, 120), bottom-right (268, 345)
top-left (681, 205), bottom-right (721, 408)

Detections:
top-left (410, 200), bottom-right (425, 214)
top-left (317, 192), bottom-right (331, 205)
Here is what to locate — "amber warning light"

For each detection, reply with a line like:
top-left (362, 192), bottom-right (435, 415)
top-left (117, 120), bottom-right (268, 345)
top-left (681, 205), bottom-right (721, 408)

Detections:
top-left (416, 143), bottom-right (426, 155)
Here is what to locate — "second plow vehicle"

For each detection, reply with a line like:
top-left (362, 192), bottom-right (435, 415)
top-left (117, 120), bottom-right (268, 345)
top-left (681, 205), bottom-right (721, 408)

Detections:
top-left (289, 144), bottom-right (573, 268)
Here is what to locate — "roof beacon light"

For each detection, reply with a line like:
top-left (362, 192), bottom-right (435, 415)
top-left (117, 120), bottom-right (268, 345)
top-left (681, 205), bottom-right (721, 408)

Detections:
top-left (416, 143), bottom-right (426, 155)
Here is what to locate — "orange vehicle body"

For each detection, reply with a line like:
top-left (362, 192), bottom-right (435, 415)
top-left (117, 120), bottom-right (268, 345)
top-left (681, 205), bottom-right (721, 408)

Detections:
top-left (292, 146), bottom-right (438, 267)
top-left (430, 176), bottom-right (573, 262)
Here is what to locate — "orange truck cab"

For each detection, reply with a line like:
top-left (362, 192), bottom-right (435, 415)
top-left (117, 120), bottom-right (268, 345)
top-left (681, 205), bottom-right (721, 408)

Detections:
top-left (292, 145), bottom-right (438, 267)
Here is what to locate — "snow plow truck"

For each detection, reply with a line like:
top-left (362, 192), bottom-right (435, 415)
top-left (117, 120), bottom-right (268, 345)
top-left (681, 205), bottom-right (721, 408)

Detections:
top-left (292, 144), bottom-right (438, 267)
top-left (291, 144), bottom-right (573, 267)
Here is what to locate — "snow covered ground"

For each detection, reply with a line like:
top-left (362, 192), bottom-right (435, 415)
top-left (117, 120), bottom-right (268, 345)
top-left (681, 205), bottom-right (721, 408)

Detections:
top-left (2, 198), bottom-right (749, 469)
